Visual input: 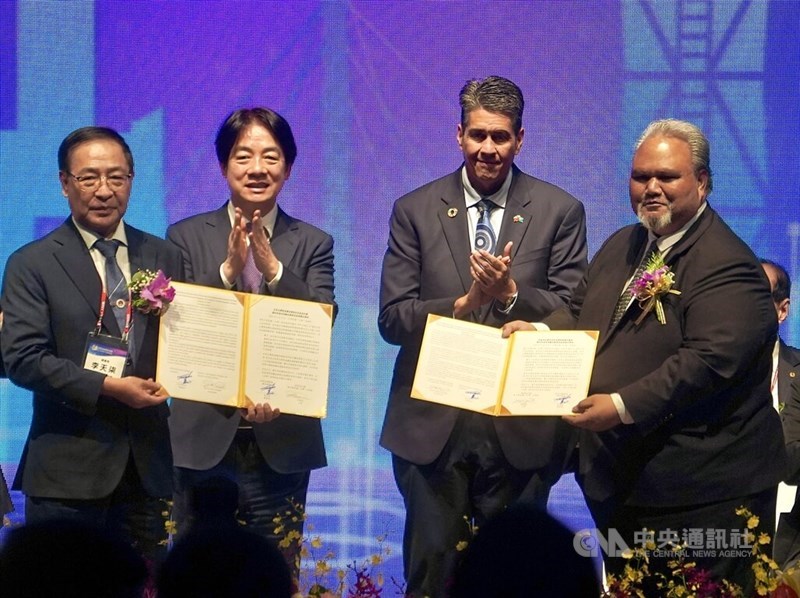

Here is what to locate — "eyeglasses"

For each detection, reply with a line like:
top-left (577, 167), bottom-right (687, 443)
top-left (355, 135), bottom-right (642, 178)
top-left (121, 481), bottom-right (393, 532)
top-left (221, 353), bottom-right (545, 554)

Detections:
top-left (66, 172), bottom-right (132, 192)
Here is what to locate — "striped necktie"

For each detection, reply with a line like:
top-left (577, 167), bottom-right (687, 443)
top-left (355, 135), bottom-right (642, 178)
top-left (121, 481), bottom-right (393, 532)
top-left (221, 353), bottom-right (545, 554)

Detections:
top-left (610, 240), bottom-right (659, 327)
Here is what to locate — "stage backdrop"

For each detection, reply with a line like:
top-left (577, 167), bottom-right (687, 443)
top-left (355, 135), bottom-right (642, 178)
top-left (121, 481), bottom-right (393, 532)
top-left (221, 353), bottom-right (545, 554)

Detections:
top-left (1, 0), bottom-right (798, 586)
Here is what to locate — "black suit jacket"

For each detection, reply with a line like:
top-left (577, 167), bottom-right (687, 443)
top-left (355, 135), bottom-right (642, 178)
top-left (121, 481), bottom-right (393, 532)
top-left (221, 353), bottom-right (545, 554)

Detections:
top-left (775, 341), bottom-right (800, 566)
top-left (547, 206), bottom-right (785, 507)
top-left (166, 203), bottom-right (335, 474)
top-left (0, 219), bottom-right (183, 499)
top-left (379, 166), bottom-right (588, 472)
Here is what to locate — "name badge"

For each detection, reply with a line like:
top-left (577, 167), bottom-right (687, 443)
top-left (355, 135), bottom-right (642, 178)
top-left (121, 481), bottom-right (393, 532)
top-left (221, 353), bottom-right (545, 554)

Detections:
top-left (83, 333), bottom-right (129, 379)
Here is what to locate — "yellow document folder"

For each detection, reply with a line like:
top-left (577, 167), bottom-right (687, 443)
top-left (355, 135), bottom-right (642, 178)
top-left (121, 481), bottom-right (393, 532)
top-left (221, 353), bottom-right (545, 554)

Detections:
top-left (157, 281), bottom-right (333, 418)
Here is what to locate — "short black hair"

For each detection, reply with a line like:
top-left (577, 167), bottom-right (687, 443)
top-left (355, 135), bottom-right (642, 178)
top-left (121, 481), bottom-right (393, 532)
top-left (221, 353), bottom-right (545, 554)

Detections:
top-left (761, 258), bottom-right (791, 302)
top-left (58, 126), bottom-right (134, 173)
top-left (214, 107), bottom-right (297, 167)
top-left (459, 76), bottom-right (524, 134)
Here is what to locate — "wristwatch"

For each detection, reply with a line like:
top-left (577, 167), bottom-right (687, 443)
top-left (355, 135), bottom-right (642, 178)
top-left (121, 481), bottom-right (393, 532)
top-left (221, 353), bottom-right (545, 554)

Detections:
top-left (500, 291), bottom-right (518, 312)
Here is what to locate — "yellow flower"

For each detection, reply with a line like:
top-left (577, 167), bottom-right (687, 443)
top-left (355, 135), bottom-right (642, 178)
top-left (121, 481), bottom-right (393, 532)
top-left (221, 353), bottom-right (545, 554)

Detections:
top-left (748, 515), bottom-right (760, 529)
top-left (164, 520), bottom-right (177, 535)
top-left (455, 541), bottom-right (469, 551)
top-left (311, 536), bottom-right (323, 549)
top-left (370, 554), bottom-right (382, 565)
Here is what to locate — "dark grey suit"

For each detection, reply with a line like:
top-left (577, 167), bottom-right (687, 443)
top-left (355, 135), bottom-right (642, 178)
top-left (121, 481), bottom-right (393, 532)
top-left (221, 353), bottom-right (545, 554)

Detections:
top-left (379, 166), bottom-right (587, 596)
top-left (166, 203), bottom-right (334, 474)
top-left (775, 341), bottom-right (800, 567)
top-left (1, 219), bottom-right (182, 500)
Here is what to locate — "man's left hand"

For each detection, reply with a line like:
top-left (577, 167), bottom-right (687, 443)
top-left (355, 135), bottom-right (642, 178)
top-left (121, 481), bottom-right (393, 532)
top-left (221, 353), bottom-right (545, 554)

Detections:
top-left (470, 241), bottom-right (516, 303)
top-left (563, 394), bottom-right (622, 432)
top-left (250, 210), bottom-right (280, 282)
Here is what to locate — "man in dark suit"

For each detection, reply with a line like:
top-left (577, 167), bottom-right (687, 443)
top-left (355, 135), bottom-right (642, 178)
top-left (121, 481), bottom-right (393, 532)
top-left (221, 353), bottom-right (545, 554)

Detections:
top-left (0, 126), bottom-right (183, 560)
top-left (166, 108), bottom-right (334, 579)
top-left (764, 260), bottom-right (800, 567)
top-left (505, 118), bottom-right (784, 590)
top-left (379, 76), bottom-right (588, 597)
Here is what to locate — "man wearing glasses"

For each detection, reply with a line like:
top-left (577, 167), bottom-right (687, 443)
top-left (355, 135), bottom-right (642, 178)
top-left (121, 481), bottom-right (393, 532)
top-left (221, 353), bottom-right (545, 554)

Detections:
top-left (0, 126), bottom-right (183, 561)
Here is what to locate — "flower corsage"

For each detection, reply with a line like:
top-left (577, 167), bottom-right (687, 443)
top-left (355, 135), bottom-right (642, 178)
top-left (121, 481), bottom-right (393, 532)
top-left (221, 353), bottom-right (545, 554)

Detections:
top-left (129, 269), bottom-right (176, 315)
top-left (631, 253), bottom-right (680, 325)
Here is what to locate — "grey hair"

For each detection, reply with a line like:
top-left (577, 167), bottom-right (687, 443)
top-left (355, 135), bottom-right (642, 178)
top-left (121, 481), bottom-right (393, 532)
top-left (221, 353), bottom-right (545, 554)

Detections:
top-left (459, 76), bottom-right (524, 134)
top-left (636, 118), bottom-right (713, 192)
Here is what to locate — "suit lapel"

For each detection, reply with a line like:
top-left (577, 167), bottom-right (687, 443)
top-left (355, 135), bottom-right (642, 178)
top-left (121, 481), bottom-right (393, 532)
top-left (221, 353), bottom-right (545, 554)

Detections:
top-left (126, 224), bottom-right (152, 361)
top-left (596, 227), bottom-right (649, 351)
top-left (438, 171), bottom-right (472, 293)
top-left (496, 167), bottom-right (532, 263)
top-left (209, 203), bottom-right (233, 257)
top-left (51, 220), bottom-right (106, 328)
top-left (780, 341), bottom-right (800, 410)
top-left (270, 207), bottom-right (299, 268)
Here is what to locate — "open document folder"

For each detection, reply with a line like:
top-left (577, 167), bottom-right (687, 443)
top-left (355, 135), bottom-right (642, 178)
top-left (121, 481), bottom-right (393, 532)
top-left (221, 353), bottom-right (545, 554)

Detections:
top-left (411, 314), bottom-right (598, 416)
top-left (156, 281), bottom-right (333, 418)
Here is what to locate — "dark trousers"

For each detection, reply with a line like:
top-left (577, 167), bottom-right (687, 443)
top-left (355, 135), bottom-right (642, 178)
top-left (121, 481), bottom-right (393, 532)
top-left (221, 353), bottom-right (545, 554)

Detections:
top-left (25, 456), bottom-right (168, 563)
top-left (173, 428), bottom-right (310, 580)
top-left (393, 412), bottom-right (552, 598)
top-left (589, 486), bottom-right (777, 595)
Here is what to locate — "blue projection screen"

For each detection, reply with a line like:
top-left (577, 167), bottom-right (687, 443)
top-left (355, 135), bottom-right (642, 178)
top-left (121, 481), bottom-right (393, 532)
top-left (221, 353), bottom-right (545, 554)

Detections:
top-left (1, 0), bottom-right (798, 586)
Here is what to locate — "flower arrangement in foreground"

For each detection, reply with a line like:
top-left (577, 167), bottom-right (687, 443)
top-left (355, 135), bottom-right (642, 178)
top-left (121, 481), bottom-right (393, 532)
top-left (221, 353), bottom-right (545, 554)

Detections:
top-left (632, 252), bottom-right (681, 325)
top-left (273, 501), bottom-right (405, 598)
top-left (603, 507), bottom-right (800, 597)
top-left (129, 269), bottom-right (175, 315)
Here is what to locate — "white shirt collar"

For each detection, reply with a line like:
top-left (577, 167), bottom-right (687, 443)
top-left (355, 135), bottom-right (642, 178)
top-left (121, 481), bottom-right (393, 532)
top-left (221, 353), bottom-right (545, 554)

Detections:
top-left (460, 166), bottom-right (513, 209)
top-left (650, 201), bottom-right (707, 255)
top-left (226, 200), bottom-right (278, 239)
top-left (72, 217), bottom-right (128, 250)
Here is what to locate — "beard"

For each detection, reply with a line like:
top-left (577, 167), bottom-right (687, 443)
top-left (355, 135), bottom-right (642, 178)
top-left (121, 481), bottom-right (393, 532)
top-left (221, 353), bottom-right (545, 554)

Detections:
top-left (637, 203), bottom-right (672, 233)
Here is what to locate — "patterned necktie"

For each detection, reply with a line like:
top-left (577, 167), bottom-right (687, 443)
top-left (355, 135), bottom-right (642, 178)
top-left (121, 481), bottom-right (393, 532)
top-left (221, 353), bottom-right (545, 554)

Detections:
top-left (94, 239), bottom-right (129, 335)
top-left (610, 240), bottom-right (659, 327)
top-left (474, 199), bottom-right (497, 255)
top-left (241, 223), bottom-right (262, 293)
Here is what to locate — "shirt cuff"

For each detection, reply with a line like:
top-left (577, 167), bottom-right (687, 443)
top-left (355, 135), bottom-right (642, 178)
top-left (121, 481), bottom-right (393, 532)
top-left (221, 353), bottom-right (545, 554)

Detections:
top-left (611, 392), bottom-right (634, 424)
top-left (219, 263), bottom-right (235, 289)
top-left (266, 261), bottom-right (283, 293)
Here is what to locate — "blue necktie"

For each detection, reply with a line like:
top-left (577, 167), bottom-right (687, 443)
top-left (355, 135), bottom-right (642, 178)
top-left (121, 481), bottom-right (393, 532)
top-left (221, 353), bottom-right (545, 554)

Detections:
top-left (474, 199), bottom-right (497, 255)
top-left (94, 239), bottom-right (129, 335)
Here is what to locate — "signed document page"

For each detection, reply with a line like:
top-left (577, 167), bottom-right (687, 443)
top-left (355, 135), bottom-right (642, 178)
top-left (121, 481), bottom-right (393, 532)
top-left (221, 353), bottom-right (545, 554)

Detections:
top-left (410, 314), bottom-right (598, 416)
top-left (411, 315), bottom-right (510, 413)
top-left (243, 296), bottom-right (332, 418)
top-left (501, 330), bottom-right (598, 415)
top-left (157, 282), bottom-right (244, 406)
top-left (157, 282), bottom-right (333, 417)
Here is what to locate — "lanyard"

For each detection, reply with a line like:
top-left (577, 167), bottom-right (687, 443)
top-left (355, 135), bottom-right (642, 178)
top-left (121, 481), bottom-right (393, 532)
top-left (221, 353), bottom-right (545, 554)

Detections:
top-left (95, 288), bottom-right (133, 341)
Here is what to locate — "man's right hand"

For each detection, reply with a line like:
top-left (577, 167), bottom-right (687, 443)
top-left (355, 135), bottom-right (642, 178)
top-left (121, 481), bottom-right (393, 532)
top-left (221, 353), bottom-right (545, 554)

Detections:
top-left (102, 376), bottom-right (168, 408)
top-left (222, 207), bottom-right (249, 282)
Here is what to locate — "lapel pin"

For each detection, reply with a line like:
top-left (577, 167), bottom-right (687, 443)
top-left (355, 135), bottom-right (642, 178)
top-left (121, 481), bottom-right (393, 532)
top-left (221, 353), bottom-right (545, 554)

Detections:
top-left (115, 298), bottom-right (127, 309)
top-left (791, 371), bottom-right (797, 378)
top-left (447, 208), bottom-right (458, 218)
top-left (513, 214), bottom-right (524, 223)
